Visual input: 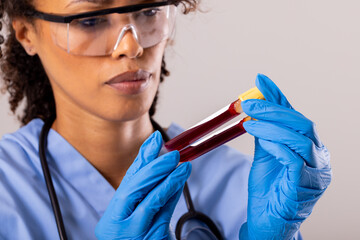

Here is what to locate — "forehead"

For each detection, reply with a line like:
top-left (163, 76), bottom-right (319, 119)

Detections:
top-left (65, 0), bottom-right (115, 6)
top-left (35, 0), bottom-right (159, 13)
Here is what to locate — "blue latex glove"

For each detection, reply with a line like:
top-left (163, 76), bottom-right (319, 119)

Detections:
top-left (239, 74), bottom-right (332, 240)
top-left (95, 131), bottom-right (192, 239)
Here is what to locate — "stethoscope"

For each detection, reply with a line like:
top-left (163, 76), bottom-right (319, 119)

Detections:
top-left (39, 117), bottom-right (223, 240)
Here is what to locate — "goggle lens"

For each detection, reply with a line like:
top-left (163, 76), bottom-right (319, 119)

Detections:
top-left (49, 5), bottom-right (177, 56)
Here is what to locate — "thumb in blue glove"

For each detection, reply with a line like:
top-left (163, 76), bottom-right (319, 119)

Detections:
top-left (95, 131), bottom-right (192, 239)
top-left (239, 74), bottom-right (332, 240)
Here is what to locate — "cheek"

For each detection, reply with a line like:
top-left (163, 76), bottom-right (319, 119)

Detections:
top-left (35, 22), bottom-right (93, 90)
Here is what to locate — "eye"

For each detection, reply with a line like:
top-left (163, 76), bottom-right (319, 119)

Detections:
top-left (141, 8), bottom-right (161, 17)
top-left (75, 17), bottom-right (107, 28)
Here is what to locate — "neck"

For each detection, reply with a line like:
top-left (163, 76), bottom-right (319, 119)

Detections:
top-left (52, 112), bottom-right (154, 189)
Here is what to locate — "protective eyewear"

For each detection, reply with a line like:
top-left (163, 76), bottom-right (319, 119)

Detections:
top-left (30, 1), bottom-right (178, 56)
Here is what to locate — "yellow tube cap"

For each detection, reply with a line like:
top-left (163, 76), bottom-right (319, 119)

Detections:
top-left (239, 87), bottom-right (265, 101)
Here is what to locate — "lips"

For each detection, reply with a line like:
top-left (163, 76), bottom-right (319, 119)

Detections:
top-left (105, 69), bottom-right (152, 95)
top-left (106, 70), bottom-right (151, 84)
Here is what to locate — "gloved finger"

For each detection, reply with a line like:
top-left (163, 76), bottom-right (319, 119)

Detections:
top-left (239, 222), bottom-right (250, 240)
top-left (255, 73), bottom-right (293, 109)
top-left (243, 120), bottom-right (328, 169)
top-left (242, 99), bottom-right (322, 147)
top-left (248, 145), bottom-right (284, 197)
top-left (111, 150), bottom-right (181, 220)
top-left (258, 139), bottom-right (331, 210)
top-left (257, 138), bottom-right (305, 183)
top-left (126, 162), bottom-right (191, 234)
top-left (145, 188), bottom-right (184, 238)
top-left (122, 131), bottom-right (163, 184)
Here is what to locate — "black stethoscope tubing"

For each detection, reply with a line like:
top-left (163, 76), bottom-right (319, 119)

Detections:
top-left (39, 116), bottom-right (67, 240)
top-left (39, 117), bottom-right (223, 240)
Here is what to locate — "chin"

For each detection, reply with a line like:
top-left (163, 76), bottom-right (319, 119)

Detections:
top-left (97, 98), bottom-right (152, 123)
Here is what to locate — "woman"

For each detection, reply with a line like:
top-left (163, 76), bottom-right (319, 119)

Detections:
top-left (0, 0), bottom-right (331, 239)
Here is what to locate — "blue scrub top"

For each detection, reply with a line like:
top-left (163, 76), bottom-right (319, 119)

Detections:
top-left (0, 119), bottom-right (301, 239)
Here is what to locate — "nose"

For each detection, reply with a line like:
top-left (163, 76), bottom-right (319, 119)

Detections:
top-left (111, 25), bottom-right (144, 59)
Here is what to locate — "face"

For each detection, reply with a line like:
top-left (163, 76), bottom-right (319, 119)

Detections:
top-left (28, 0), bottom-right (169, 122)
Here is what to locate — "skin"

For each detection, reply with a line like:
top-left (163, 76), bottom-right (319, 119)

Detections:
top-left (12, 0), bottom-right (168, 188)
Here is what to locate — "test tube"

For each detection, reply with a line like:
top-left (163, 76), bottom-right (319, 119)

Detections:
top-left (178, 117), bottom-right (250, 162)
top-left (164, 99), bottom-right (242, 151)
top-left (164, 87), bottom-right (264, 162)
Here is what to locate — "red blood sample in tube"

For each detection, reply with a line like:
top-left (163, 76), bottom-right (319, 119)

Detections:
top-left (179, 118), bottom-right (248, 162)
top-left (165, 99), bottom-right (241, 151)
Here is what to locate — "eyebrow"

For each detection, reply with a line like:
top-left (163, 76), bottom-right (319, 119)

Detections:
top-left (65, 0), bottom-right (114, 8)
top-left (65, 0), bottom-right (160, 8)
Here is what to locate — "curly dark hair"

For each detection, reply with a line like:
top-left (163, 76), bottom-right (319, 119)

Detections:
top-left (0, 0), bottom-right (199, 125)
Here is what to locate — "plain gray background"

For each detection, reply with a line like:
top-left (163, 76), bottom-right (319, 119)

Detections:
top-left (0, 0), bottom-right (358, 238)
